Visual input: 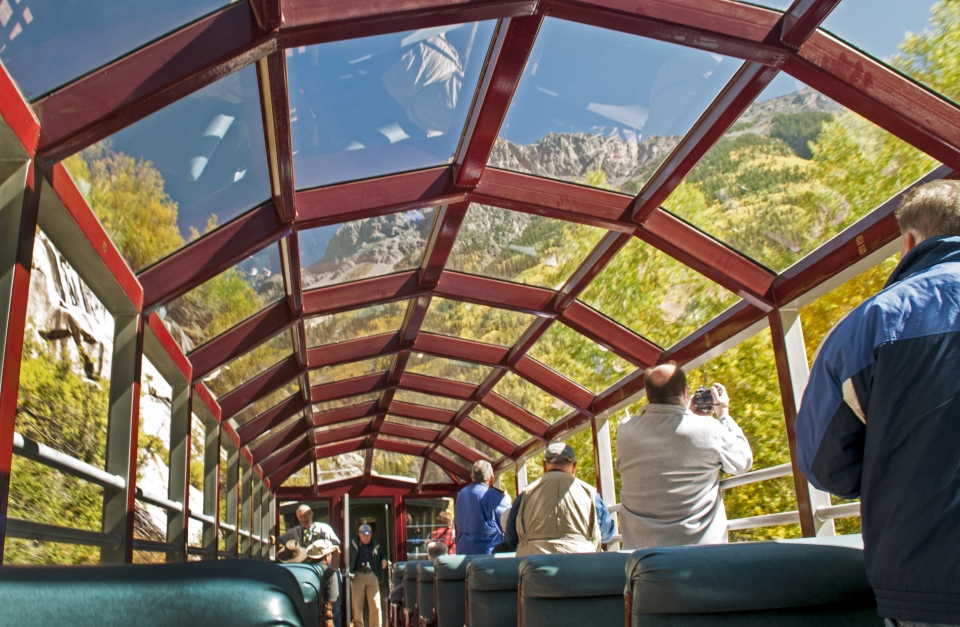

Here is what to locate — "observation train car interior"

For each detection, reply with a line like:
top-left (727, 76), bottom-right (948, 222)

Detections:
top-left (0, 0), bottom-right (957, 626)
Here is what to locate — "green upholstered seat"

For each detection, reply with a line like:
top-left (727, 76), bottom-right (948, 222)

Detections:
top-left (417, 562), bottom-right (435, 626)
top-left (434, 554), bottom-right (514, 627)
top-left (0, 560), bottom-right (310, 627)
top-left (466, 556), bottom-right (524, 627)
top-left (519, 552), bottom-right (632, 627)
top-left (626, 540), bottom-right (883, 626)
top-left (392, 562), bottom-right (406, 592)
top-left (279, 562), bottom-right (324, 626)
top-left (404, 560), bottom-right (427, 626)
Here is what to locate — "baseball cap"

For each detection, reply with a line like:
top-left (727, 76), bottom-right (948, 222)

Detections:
top-left (359, 523), bottom-right (372, 535)
top-left (544, 442), bottom-right (576, 463)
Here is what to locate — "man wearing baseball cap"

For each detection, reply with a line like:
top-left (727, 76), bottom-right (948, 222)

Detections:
top-left (348, 523), bottom-right (387, 627)
top-left (504, 442), bottom-right (614, 556)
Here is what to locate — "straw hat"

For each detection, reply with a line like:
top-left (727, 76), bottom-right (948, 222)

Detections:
top-left (279, 538), bottom-right (337, 563)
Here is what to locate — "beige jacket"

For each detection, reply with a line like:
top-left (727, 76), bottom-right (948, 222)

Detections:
top-left (515, 470), bottom-right (601, 556)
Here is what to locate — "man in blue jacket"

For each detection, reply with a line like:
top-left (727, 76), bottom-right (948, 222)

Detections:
top-left (454, 460), bottom-right (510, 554)
top-left (796, 180), bottom-right (960, 627)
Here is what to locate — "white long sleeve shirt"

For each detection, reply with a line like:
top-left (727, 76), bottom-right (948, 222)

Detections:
top-left (616, 402), bottom-right (753, 550)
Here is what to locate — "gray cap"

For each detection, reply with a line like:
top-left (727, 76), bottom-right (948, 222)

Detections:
top-left (359, 523), bottom-right (372, 535)
top-left (544, 442), bottom-right (576, 463)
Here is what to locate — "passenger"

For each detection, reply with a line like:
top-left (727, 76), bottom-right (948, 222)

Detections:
top-left (425, 540), bottom-right (449, 561)
top-left (504, 442), bottom-right (614, 556)
top-left (796, 180), bottom-right (960, 627)
top-left (454, 460), bottom-right (511, 555)
top-left (275, 503), bottom-right (342, 555)
top-left (428, 511), bottom-right (456, 554)
top-left (616, 365), bottom-right (753, 549)
top-left (349, 523), bottom-right (388, 627)
top-left (313, 540), bottom-right (341, 627)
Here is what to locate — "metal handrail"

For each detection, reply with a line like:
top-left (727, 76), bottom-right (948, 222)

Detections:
top-left (12, 432), bottom-right (125, 490)
top-left (727, 510), bottom-right (802, 531)
top-left (187, 546), bottom-right (215, 558)
top-left (720, 463), bottom-right (793, 491)
top-left (220, 522), bottom-right (237, 533)
top-left (136, 488), bottom-right (183, 513)
top-left (189, 511), bottom-right (217, 525)
top-left (6, 518), bottom-right (123, 549)
top-left (815, 502), bottom-right (861, 521)
top-left (133, 538), bottom-right (180, 554)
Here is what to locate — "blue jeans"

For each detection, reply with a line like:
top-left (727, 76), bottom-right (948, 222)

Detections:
top-left (885, 620), bottom-right (960, 627)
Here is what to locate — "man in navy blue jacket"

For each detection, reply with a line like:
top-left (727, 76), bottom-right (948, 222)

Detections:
top-left (454, 460), bottom-right (510, 555)
top-left (797, 180), bottom-right (960, 627)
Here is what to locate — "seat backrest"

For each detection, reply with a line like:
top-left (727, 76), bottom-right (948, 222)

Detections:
top-left (434, 554), bottom-right (515, 627)
top-left (0, 560), bottom-right (310, 627)
top-left (278, 562), bottom-right (324, 626)
top-left (519, 552), bottom-right (632, 627)
top-left (404, 560), bottom-right (426, 610)
top-left (393, 562), bottom-right (406, 593)
top-left (417, 562), bottom-right (435, 623)
top-left (466, 556), bottom-right (524, 627)
top-left (627, 541), bottom-right (882, 626)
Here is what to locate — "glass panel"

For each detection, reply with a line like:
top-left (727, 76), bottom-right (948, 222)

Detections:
top-left (421, 299), bottom-right (537, 347)
top-left (447, 204), bottom-right (607, 288)
top-left (300, 208), bottom-right (437, 291)
top-left (423, 462), bottom-right (454, 483)
top-left (139, 358), bottom-right (171, 514)
top-left (579, 237), bottom-right (739, 348)
top-left (385, 415), bottom-right (445, 432)
top-left (379, 435), bottom-right (429, 448)
top-left (317, 445), bottom-right (366, 482)
top-left (821, 1), bottom-right (958, 105)
top-left (316, 417), bottom-right (372, 432)
top-left (309, 355), bottom-right (395, 387)
top-left (469, 406), bottom-right (529, 445)
top-left (160, 244), bottom-right (283, 353)
top-left (438, 446), bottom-right (471, 469)
top-left (246, 414), bottom-right (303, 450)
top-left (406, 353), bottom-right (492, 385)
top-left (288, 21), bottom-right (496, 189)
top-left (527, 322), bottom-right (633, 393)
top-left (313, 392), bottom-right (382, 413)
top-left (393, 389), bottom-right (464, 412)
top-left (203, 330), bottom-right (293, 398)
top-left (65, 65), bottom-right (271, 273)
top-left (490, 17), bottom-right (741, 193)
top-left (305, 301), bottom-right (408, 347)
top-left (450, 430), bottom-right (499, 460)
top-left (663, 72), bottom-right (939, 272)
top-left (0, 0), bottom-right (238, 101)
top-left (735, 0), bottom-right (792, 9)
top-left (491, 372), bottom-right (571, 424)
top-left (282, 465), bottom-right (313, 487)
top-left (231, 380), bottom-right (300, 427)
top-left (372, 450), bottom-right (423, 479)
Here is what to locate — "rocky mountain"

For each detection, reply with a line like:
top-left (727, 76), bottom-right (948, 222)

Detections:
top-left (726, 87), bottom-right (842, 139)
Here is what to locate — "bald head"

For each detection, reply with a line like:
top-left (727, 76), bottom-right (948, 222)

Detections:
top-left (296, 504), bottom-right (314, 527)
top-left (644, 362), bottom-right (688, 405)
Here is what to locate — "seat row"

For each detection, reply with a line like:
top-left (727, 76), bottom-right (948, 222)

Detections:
top-left (390, 536), bottom-right (883, 627)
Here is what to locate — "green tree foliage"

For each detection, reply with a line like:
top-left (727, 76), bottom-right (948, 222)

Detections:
top-left (770, 111), bottom-right (835, 159)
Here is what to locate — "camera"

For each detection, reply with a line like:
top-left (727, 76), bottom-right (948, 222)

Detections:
top-left (692, 386), bottom-right (714, 413)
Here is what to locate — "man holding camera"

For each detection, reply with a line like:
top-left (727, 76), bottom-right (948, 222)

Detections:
top-left (616, 362), bottom-right (753, 550)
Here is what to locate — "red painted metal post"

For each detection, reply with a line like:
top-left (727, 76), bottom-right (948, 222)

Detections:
top-left (394, 495), bottom-right (405, 561)
top-left (167, 383), bottom-right (193, 561)
top-left (0, 162), bottom-right (36, 560)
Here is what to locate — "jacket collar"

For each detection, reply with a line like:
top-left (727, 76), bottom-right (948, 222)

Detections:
top-left (641, 402), bottom-right (691, 417)
top-left (884, 235), bottom-right (960, 289)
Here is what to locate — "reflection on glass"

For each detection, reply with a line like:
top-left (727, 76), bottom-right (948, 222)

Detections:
top-left (821, 0), bottom-right (957, 105)
top-left (469, 406), bottom-right (528, 445)
top-left (65, 65), bottom-right (271, 272)
top-left (231, 381), bottom-right (300, 427)
top-left (300, 208), bottom-right (437, 291)
top-left (438, 446), bottom-right (471, 469)
top-left (527, 322), bottom-right (633, 393)
top-left (490, 18), bottom-right (740, 193)
top-left (317, 445), bottom-right (366, 483)
top-left (406, 353), bottom-right (491, 384)
top-left (423, 461), bottom-right (454, 483)
top-left (204, 329), bottom-right (293, 398)
top-left (309, 355), bottom-right (395, 387)
top-left (491, 372), bottom-right (571, 424)
top-left (305, 301), bottom-right (408, 347)
top-left (0, 0), bottom-right (237, 100)
top-left (447, 204), bottom-right (606, 289)
top-left (579, 238), bottom-right (739, 348)
top-left (372, 450), bottom-right (423, 479)
top-left (316, 417), bottom-right (372, 432)
top-left (385, 415), bottom-right (445, 432)
top-left (287, 21), bottom-right (496, 189)
top-left (159, 244), bottom-right (283, 352)
top-left (421, 299), bottom-right (537, 347)
top-left (282, 464), bottom-right (313, 487)
top-left (393, 389), bottom-right (464, 412)
top-left (246, 414), bottom-right (303, 449)
top-left (664, 73), bottom-right (939, 272)
top-left (313, 392), bottom-right (381, 413)
top-left (451, 430), bottom-right (498, 459)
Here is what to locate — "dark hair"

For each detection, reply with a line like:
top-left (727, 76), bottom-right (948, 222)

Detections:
top-left (895, 180), bottom-right (960, 241)
top-left (644, 362), bottom-right (687, 404)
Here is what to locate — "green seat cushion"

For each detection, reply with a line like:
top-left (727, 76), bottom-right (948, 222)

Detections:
top-left (417, 563), bottom-right (436, 619)
top-left (520, 553), bottom-right (632, 627)
top-left (404, 560), bottom-right (426, 609)
top-left (434, 554), bottom-right (514, 627)
top-left (467, 557), bottom-right (523, 627)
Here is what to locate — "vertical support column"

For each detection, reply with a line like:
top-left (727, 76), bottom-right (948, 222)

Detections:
top-left (167, 383), bottom-right (191, 561)
top-left (0, 161), bottom-right (34, 560)
top-left (224, 443), bottom-right (239, 558)
top-left (239, 457), bottom-right (252, 558)
top-left (516, 462), bottom-right (528, 493)
top-left (260, 483), bottom-right (270, 559)
top-left (202, 421), bottom-right (220, 558)
top-left (251, 475), bottom-right (262, 560)
top-left (592, 416), bottom-right (619, 549)
top-left (267, 494), bottom-right (276, 560)
top-left (393, 495), bottom-right (405, 561)
top-left (101, 313), bottom-right (145, 563)
top-left (770, 310), bottom-right (835, 537)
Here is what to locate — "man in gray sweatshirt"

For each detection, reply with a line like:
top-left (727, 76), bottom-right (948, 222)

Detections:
top-left (616, 362), bottom-right (753, 549)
